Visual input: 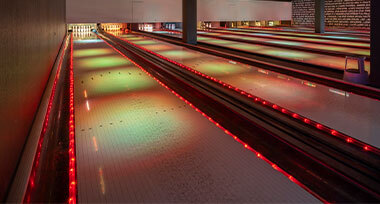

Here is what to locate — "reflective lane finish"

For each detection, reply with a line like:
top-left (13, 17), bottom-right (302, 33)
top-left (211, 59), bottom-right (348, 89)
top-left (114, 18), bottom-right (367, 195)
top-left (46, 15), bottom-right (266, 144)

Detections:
top-left (151, 30), bottom-right (371, 73)
top-left (117, 32), bottom-right (380, 149)
top-left (72, 33), bottom-right (319, 203)
top-left (222, 28), bottom-right (370, 42)
top-left (198, 30), bottom-right (370, 56)
top-left (211, 29), bottom-right (370, 48)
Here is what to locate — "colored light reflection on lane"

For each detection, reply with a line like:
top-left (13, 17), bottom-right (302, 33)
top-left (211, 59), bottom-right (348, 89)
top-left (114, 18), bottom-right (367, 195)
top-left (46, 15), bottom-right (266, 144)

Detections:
top-left (86, 100), bottom-right (90, 111)
top-left (151, 31), bottom-right (371, 71)
top-left (329, 88), bottom-right (350, 97)
top-left (74, 48), bottom-right (113, 57)
top-left (120, 36), bottom-right (145, 41)
top-left (92, 136), bottom-right (98, 152)
top-left (80, 68), bottom-right (156, 98)
top-left (101, 35), bottom-right (326, 202)
top-left (218, 38), bottom-right (370, 72)
top-left (79, 56), bottom-right (131, 69)
top-left (77, 92), bottom-right (191, 151)
top-left (124, 34), bottom-right (252, 77)
top-left (268, 40), bottom-right (305, 46)
top-left (226, 43), bottom-right (263, 51)
top-left (74, 39), bottom-right (103, 44)
top-left (197, 37), bottom-right (210, 41)
top-left (111, 32), bottom-right (380, 154)
top-left (99, 167), bottom-right (106, 195)
top-left (215, 29), bottom-right (370, 48)
top-left (200, 31), bottom-right (370, 56)
top-left (203, 39), bottom-right (236, 45)
top-left (157, 50), bottom-right (199, 59)
top-left (124, 33), bottom-right (369, 97)
top-left (194, 62), bottom-right (249, 76)
top-left (229, 28), bottom-right (369, 41)
top-left (73, 39), bottom-right (193, 158)
top-left (261, 49), bottom-right (314, 59)
top-left (133, 40), bottom-right (160, 45)
top-left (142, 44), bottom-right (174, 52)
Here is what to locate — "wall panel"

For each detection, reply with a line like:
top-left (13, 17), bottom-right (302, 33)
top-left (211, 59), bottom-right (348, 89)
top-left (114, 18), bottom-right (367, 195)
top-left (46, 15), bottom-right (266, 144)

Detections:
top-left (0, 0), bottom-right (66, 200)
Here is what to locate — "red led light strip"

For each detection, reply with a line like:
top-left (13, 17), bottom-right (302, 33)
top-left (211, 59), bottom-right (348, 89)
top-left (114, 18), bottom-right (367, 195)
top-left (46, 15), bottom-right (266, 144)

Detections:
top-left (68, 33), bottom-right (77, 204)
top-left (108, 32), bottom-right (380, 155)
top-left (23, 36), bottom-right (69, 203)
top-left (97, 34), bottom-right (326, 203)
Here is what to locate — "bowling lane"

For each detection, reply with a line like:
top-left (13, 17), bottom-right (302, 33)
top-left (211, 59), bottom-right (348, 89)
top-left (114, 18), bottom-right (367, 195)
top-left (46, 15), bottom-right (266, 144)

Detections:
top-left (152, 30), bottom-right (371, 72)
top-left (208, 29), bottom-right (370, 48)
top-left (201, 30), bottom-right (370, 52)
top-left (197, 30), bottom-right (370, 56)
top-left (117, 33), bottom-right (380, 148)
top-left (72, 34), bottom-right (319, 203)
top-left (218, 28), bottom-right (370, 42)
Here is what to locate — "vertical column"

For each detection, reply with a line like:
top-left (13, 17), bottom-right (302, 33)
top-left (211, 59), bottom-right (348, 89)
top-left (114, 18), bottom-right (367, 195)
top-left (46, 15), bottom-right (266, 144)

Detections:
top-left (183, 0), bottom-right (197, 44)
top-left (130, 23), bottom-right (139, 31)
top-left (370, 0), bottom-right (380, 87)
top-left (315, 0), bottom-right (325, 33)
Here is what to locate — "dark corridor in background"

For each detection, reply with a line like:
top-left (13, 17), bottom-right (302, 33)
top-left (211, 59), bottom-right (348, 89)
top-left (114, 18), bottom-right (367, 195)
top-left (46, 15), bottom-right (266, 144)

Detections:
top-left (0, 0), bottom-right (66, 201)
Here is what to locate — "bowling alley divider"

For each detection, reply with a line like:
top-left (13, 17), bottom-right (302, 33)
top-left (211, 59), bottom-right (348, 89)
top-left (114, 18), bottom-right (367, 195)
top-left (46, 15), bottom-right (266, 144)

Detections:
top-left (6, 34), bottom-right (78, 203)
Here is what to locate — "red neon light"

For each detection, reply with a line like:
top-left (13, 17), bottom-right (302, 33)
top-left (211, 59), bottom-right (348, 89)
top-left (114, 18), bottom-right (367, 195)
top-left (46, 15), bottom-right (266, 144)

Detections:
top-left (107, 32), bottom-right (380, 156)
top-left (24, 36), bottom-right (69, 203)
top-left (68, 33), bottom-right (77, 204)
top-left (97, 34), bottom-right (326, 203)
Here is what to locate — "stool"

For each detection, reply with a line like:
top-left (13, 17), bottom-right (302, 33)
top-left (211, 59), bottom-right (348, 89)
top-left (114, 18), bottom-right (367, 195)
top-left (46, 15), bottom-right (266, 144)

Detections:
top-left (343, 56), bottom-right (369, 85)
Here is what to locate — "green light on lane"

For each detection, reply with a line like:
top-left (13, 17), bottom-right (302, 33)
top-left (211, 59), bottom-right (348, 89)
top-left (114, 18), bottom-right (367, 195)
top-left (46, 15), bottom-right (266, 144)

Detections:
top-left (302, 38), bottom-right (329, 43)
top-left (83, 68), bottom-right (157, 97)
top-left (79, 56), bottom-right (131, 69)
top-left (279, 36), bottom-right (298, 40)
top-left (325, 36), bottom-right (358, 40)
top-left (309, 45), bottom-right (347, 51)
top-left (158, 50), bottom-right (199, 59)
top-left (356, 50), bottom-right (371, 56)
top-left (268, 41), bottom-right (304, 46)
top-left (226, 44), bottom-right (263, 51)
top-left (74, 48), bottom-right (113, 57)
top-left (197, 37), bottom-right (210, 41)
top-left (143, 44), bottom-right (174, 52)
top-left (123, 36), bottom-right (145, 41)
top-left (203, 39), bottom-right (236, 45)
top-left (133, 40), bottom-right (159, 45)
top-left (262, 50), bottom-right (314, 59)
top-left (240, 37), bottom-right (263, 41)
top-left (79, 94), bottom-right (193, 154)
top-left (111, 108), bottom-right (186, 149)
top-left (195, 62), bottom-right (249, 76)
top-left (338, 41), bottom-right (369, 47)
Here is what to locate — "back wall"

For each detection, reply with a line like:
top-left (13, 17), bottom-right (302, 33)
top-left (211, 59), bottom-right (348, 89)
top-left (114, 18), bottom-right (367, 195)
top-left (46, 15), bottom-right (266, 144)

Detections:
top-left (292, 0), bottom-right (370, 29)
top-left (66, 0), bottom-right (292, 23)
